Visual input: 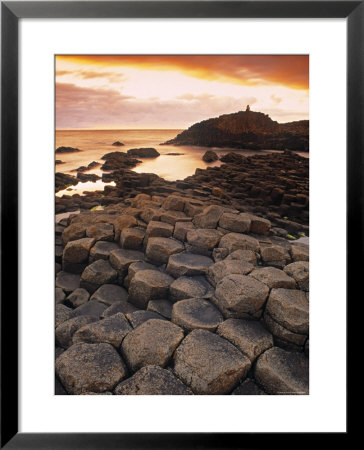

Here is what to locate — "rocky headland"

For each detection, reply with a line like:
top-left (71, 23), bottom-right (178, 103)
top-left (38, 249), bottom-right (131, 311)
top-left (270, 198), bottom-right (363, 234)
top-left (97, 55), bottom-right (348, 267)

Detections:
top-left (163, 110), bottom-right (309, 151)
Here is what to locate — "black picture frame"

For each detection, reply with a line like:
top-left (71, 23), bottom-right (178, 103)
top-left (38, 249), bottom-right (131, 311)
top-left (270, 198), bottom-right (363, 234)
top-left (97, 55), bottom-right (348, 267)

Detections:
top-left (1, 1), bottom-right (356, 448)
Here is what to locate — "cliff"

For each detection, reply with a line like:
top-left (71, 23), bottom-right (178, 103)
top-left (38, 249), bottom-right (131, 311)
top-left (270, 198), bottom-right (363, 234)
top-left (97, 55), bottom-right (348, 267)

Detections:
top-left (162, 110), bottom-right (309, 151)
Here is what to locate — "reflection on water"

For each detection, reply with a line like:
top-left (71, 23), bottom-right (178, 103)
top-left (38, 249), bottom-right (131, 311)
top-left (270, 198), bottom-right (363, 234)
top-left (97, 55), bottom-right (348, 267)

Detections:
top-left (55, 180), bottom-right (116, 197)
top-left (56, 129), bottom-right (309, 186)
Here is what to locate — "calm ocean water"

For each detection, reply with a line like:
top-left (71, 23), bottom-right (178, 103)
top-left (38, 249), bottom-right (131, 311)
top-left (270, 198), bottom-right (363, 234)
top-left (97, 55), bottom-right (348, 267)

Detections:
top-left (55, 129), bottom-right (308, 196)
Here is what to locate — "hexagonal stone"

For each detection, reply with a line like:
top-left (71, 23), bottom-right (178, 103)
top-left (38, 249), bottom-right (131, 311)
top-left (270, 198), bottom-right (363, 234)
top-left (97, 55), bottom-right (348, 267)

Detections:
top-left (162, 195), bottom-right (185, 211)
top-left (140, 207), bottom-right (162, 224)
top-left (254, 347), bottom-right (309, 394)
top-left (73, 300), bottom-right (108, 319)
top-left (89, 241), bottom-right (120, 263)
top-left (62, 223), bottom-right (86, 245)
top-left (145, 221), bottom-right (174, 240)
top-left (56, 343), bottom-right (127, 394)
top-left (55, 304), bottom-right (74, 328)
top-left (185, 229), bottom-right (222, 256)
top-left (225, 249), bottom-right (258, 265)
top-left (291, 242), bottom-right (309, 262)
top-left (80, 260), bottom-right (117, 293)
top-left (248, 215), bottom-right (271, 235)
top-left (124, 260), bottom-right (157, 289)
top-left (219, 233), bottom-right (260, 253)
top-left (126, 310), bottom-right (167, 328)
top-left (73, 313), bottom-right (132, 347)
top-left (160, 210), bottom-right (191, 226)
top-left (120, 227), bottom-right (145, 250)
top-left (171, 298), bottom-right (223, 332)
top-left (249, 267), bottom-right (296, 289)
top-left (284, 261), bottom-right (309, 291)
top-left (263, 312), bottom-right (307, 347)
top-left (207, 260), bottom-right (254, 287)
top-left (212, 247), bottom-right (229, 262)
top-left (193, 205), bottom-right (224, 229)
top-left (146, 237), bottom-right (184, 264)
top-left (184, 199), bottom-right (204, 217)
top-left (55, 288), bottom-right (66, 305)
top-left (219, 213), bottom-right (251, 233)
top-left (128, 269), bottom-right (174, 309)
top-left (86, 222), bottom-right (114, 241)
top-left (265, 288), bottom-right (309, 334)
top-left (260, 245), bottom-right (289, 266)
top-left (56, 271), bottom-right (80, 294)
top-left (173, 329), bottom-right (250, 394)
top-left (121, 319), bottom-right (184, 372)
top-left (113, 215), bottom-right (138, 241)
top-left (66, 288), bottom-right (90, 308)
top-left (166, 252), bottom-right (214, 278)
top-left (232, 378), bottom-right (266, 395)
top-left (173, 221), bottom-right (195, 242)
top-left (109, 248), bottom-right (145, 279)
top-left (90, 284), bottom-right (128, 306)
top-left (147, 299), bottom-right (173, 319)
top-left (169, 276), bottom-right (213, 302)
top-left (101, 300), bottom-right (139, 318)
top-left (214, 274), bottom-right (269, 318)
top-left (62, 237), bottom-right (96, 273)
top-left (56, 315), bottom-right (98, 348)
top-left (114, 365), bottom-right (192, 395)
top-left (217, 319), bottom-right (273, 362)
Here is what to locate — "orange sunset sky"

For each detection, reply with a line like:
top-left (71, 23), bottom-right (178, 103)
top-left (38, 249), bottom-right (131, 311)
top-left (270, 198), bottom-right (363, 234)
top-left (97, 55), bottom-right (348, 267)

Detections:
top-left (56, 55), bottom-right (309, 130)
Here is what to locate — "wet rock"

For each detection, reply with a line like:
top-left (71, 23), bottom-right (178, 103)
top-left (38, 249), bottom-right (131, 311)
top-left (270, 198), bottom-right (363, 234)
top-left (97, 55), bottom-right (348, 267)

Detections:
top-left (193, 205), bottom-right (224, 229)
top-left (126, 310), bottom-right (166, 328)
top-left (202, 150), bottom-right (218, 162)
top-left (146, 237), bottom-right (184, 264)
top-left (56, 271), bottom-right (81, 294)
top-left (173, 329), bottom-right (250, 394)
top-left (207, 260), bottom-right (254, 287)
top-left (55, 304), bottom-right (74, 328)
top-left (114, 365), bottom-right (192, 395)
top-left (89, 241), bottom-right (120, 262)
top-left (62, 237), bottom-right (95, 273)
top-left (73, 313), bottom-right (132, 347)
top-left (283, 261), bottom-right (309, 291)
top-left (219, 233), bottom-right (260, 253)
top-left (67, 288), bottom-right (90, 308)
top-left (127, 147), bottom-right (160, 158)
top-left (56, 343), bottom-right (127, 394)
top-left (171, 298), bottom-right (223, 332)
top-left (249, 267), bottom-right (296, 289)
top-left (173, 221), bottom-right (195, 241)
top-left (214, 274), bottom-right (269, 318)
top-left (225, 249), bottom-right (258, 265)
top-left (186, 228), bottom-right (222, 255)
top-left (169, 276), bottom-right (213, 302)
top-left (86, 223), bottom-right (114, 241)
top-left (128, 269), bottom-right (174, 309)
top-left (232, 378), bottom-right (266, 395)
top-left (254, 347), bottom-right (309, 394)
top-left (120, 227), bottom-right (145, 250)
top-left (55, 288), bottom-right (66, 305)
top-left (147, 299), bottom-right (173, 319)
top-left (121, 319), bottom-right (184, 372)
top-left (56, 315), bottom-right (98, 348)
top-left (90, 284), bottom-right (128, 306)
top-left (217, 318), bottom-right (273, 362)
top-left (166, 252), bottom-right (214, 278)
top-left (265, 288), bottom-right (309, 334)
top-left (56, 146), bottom-right (81, 154)
top-left (80, 260), bottom-right (117, 293)
top-left (219, 213), bottom-right (251, 233)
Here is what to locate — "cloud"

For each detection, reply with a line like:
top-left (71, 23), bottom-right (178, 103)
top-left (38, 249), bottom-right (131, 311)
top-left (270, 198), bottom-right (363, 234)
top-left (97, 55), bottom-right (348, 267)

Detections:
top-left (56, 69), bottom-right (126, 83)
top-left (56, 55), bottom-right (309, 90)
top-left (270, 94), bottom-right (282, 105)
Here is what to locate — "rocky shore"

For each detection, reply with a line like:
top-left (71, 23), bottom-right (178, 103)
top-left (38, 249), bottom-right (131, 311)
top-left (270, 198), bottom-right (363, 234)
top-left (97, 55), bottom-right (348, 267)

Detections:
top-left (55, 150), bottom-right (309, 394)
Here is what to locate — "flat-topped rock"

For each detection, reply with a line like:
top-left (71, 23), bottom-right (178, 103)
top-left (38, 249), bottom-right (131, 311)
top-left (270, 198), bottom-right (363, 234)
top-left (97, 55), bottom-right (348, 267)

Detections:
top-left (147, 299), bottom-right (173, 319)
top-left (55, 304), bottom-right (74, 328)
top-left (265, 288), bottom-right (309, 334)
top-left (121, 319), bottom-right (184, 372)
top-left (109, 248), bottom-right (145, 279)
top-left (161, 195), bottom-right (185, 211)
top-left (80, 260), bottom-right (117, 293)
top-left (173, 221), bottom-right (195, 242)
top-left (128, 269), bottom-right (174, 309)
top-left (290, 242), bottom-right (309, 262)
top-left (120, 227), bottom-right (145, 250)
top-left (160, 210), bottom-right (191, 225)
top-left (146, 237), bottom-right (184, 264)
top-left (56, 343), bottom-right (127, 394)
top-left (284, 261), bottom-right (309, 291)
top-left (62, 238), bottom-right (95, 273)
top-left (101, 300), bottom-right (139, 318)
top-left (55, 288), bottom-right (66, 305)
top-left (254, 347), bottom-right (309, 394)
top-left (193, 205), bottom-right (224, 228)
top-left (219, 213), bottom-right (251, 233)
top-left (207, 260), bottom-right (254, 287)
top-left (90, 284), bottom-right (128, 306)
top-left (171, 298), bottom-right (223, 332)
top-left (89, 241), bottom-right (120, 262)
top-left (225, 249), bottom-right (258, 265)
top-left (186, 229), bottom-right (222, 255)
top-left (214, 274), bottom-right (269, 318)
top-left (126, 310), bottom-right (166, 328)
top-left (73, 313), bottom-right (132, 347)
top-left (219, 233), bottom-right (260, 253)
top-left (56, 315), bottom-right (98, 348)
top-left (145, 221), bottom-right (174, 240)
top-left (169, 276), bottom-right (213, 302)
top-left (173, 329), bottom-right (250, 394)
top-left (114, 365), bottom-right (192, 395)
top-left (62, 223), bottom-right (86, 245)
top-left (166, 252), bottom-right (214, 278)
top-left (217, 318), bottom-right (273, 362)
top-left (260, 245), bottom-right (289, 266)
top-left (263, 312), bottom-right (307, 347)
top-left (67, 288), bottom-right (90, 308)
top-left (247, 215), bottom-right (271, 235)
top-left (56, 271), bottom-right (81, 294)
top-left (249, 267), bottom-right (296, 289)
top-left (73, 300), bottom-right (108, 319)
top-left (86, 223), bottom-right (114, 241)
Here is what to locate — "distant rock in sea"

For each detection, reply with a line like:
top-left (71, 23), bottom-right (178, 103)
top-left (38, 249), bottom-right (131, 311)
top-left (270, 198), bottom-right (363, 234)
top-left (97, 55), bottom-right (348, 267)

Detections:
top-left (202, 150), bottom-right (218, 162)
top-left (55, 160), bottom-right (64, 165)
top-left (127, 148), bottom-right (160, 158)
top-left (56, 146), bottom-right (81, 154)
top-left (112, 141), bottom-right (124, 146)
top-left (163, 110), bottom-right (309, 151)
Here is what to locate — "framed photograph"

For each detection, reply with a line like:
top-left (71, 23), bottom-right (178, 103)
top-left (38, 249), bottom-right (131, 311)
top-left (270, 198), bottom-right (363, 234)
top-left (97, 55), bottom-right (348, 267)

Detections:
top-left (1, 1), bottom-right (356, 447)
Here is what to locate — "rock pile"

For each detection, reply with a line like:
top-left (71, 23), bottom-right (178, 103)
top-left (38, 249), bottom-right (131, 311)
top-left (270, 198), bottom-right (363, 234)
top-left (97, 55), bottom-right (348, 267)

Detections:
top-left (55, 192), bottom-right (309, 395)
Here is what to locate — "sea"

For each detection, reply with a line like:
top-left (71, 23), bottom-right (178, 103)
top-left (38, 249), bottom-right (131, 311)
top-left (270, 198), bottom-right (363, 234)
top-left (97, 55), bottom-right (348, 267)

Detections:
top-left (55, 129), bottom-right (308, 196)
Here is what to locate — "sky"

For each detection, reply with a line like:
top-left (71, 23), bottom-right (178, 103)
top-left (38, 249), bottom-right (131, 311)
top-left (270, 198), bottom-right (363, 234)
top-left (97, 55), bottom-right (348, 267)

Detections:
top-left (55, 55), bottom-right (309, 130)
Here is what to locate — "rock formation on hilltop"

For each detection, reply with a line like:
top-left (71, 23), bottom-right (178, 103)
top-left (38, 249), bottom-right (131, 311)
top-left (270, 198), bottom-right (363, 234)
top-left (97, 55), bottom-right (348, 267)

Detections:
top-left (163, 110), bottom-right (309, 151)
